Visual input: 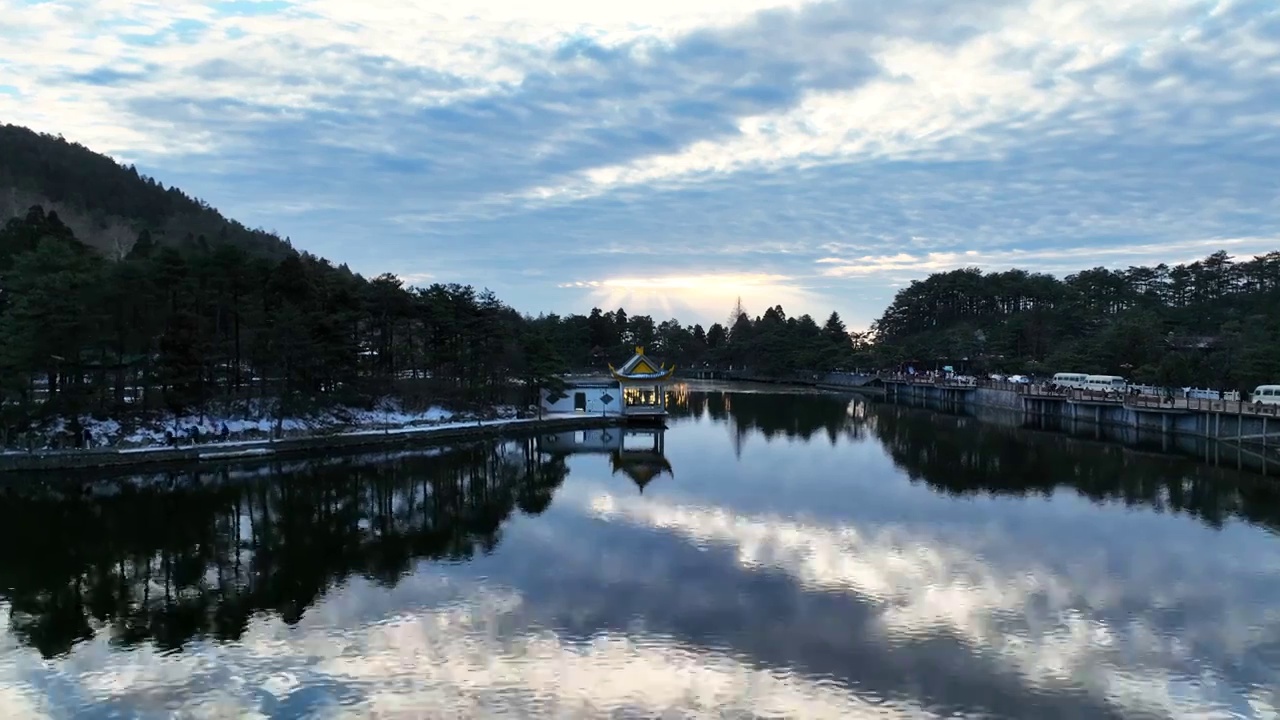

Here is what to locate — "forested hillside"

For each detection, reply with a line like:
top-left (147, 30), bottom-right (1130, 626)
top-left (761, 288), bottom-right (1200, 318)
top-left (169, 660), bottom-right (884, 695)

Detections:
top-left (0, 125), bottom-right (859, 432)
top-left (0, 124), bottom-right (294, 259)
top-left (870, 251), bottom-right (1280, 391)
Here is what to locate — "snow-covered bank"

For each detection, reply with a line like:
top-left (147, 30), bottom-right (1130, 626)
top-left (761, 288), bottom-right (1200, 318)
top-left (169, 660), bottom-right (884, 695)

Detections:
top-left (0, 413), bottom-right (621, 474)
top-left (6, 398), bottom-right (521, 453)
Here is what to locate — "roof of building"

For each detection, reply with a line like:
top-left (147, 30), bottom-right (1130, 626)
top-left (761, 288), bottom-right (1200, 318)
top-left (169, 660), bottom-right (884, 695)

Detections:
top-left (609, 346), bottom-right (675, 381)
top-left (610, 450), bottom-right (673, 492)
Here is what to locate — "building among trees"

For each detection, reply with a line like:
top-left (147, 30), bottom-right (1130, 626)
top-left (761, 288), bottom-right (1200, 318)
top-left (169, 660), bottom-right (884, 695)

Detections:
top-left (539, 346), bottom-right (674, 422)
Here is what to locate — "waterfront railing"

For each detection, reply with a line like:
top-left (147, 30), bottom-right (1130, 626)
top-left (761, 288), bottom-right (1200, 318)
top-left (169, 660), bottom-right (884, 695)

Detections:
top-left (882, 375), bottom-right (1280, 416)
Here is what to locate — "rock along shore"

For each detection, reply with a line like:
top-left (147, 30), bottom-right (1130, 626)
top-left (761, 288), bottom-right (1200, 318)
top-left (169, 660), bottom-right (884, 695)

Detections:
top-left (0, 414), bottom-right (624, 474)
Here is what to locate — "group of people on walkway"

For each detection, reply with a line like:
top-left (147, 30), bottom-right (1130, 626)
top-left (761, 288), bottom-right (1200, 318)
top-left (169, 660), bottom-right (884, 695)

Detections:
top-left (57, 419), bottom-right (236, 451)
top-left (163, 423), bottom-right (233, 447)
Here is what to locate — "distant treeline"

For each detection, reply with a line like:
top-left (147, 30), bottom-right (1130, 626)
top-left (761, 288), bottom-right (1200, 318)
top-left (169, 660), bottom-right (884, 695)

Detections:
top-left (867, 252), bottom-right (1280, 391)
top-left (530, 299), bottom-right (862, 376)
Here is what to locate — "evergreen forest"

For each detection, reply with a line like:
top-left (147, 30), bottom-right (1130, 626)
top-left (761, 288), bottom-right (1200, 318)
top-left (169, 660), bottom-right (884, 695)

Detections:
top-left (869, 255), bottom-right (1280, 390)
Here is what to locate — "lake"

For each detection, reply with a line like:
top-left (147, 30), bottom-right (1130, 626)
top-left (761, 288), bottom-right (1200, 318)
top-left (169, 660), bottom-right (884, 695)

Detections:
top-left (2, 386), bottom-right (1280, 719)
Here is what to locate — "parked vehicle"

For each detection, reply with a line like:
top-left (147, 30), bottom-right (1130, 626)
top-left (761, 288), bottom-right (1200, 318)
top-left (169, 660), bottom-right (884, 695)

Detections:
top-left (1084, 375), bottom-right (1128, 395)
top-left (1051, 372), bottom-right (1089, 389)
top-left (1252, 385), bottom-right (1280, 406)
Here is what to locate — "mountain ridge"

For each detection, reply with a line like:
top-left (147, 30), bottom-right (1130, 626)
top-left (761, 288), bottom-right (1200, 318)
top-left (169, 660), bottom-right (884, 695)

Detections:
top-left (0, 123), bottom-right (294, 260)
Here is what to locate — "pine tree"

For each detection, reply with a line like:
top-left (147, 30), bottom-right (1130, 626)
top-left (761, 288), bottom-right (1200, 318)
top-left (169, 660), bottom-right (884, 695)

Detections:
top-left (727, 296), bottom-right (749, 328)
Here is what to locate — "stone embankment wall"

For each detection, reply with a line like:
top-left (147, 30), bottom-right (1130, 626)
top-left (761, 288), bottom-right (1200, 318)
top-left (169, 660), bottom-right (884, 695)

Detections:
top-left (886, 380), bottom-right (1280, 475)
top-left (817, 373), bottom-right (878, 387)
top-left (972, 387), bottom-right (1025, 411)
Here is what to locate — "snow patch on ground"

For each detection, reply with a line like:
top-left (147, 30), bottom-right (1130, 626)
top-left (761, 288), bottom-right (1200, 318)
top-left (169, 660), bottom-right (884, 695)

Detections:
top-left (8, 398), bottom-right (524, 451)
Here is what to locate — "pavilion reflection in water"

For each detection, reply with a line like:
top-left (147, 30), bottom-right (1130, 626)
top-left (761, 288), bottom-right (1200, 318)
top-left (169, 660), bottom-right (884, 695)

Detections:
top-left (537, 427), bottom-right (672, 493)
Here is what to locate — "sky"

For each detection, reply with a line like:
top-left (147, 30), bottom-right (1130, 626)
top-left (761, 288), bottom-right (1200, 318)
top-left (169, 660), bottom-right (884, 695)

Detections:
top-left (1, 0), bottom-right (1278, 330)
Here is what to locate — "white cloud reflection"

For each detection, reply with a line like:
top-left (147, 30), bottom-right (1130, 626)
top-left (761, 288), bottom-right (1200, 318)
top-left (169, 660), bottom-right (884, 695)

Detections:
top-left (578, 489), bottom-right (1280, 719)
top-left (0, 578), bottom-right (935, 719)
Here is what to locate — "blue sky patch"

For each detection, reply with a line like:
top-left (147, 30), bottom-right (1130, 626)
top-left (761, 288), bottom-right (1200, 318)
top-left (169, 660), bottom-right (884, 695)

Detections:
top-left (212, 0), bottom-right (292, 17)
top-left (66, 68), bottom-right (149, 86)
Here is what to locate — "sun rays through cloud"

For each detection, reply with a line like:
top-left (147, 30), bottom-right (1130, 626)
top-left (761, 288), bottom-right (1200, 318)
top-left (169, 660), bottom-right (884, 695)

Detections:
top-left (559, 273), bottom-right (821, 323)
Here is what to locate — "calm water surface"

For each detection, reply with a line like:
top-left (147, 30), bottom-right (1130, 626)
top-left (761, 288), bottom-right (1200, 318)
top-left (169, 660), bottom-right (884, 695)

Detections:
top-left (3, 387), bottom-right (1280, 719)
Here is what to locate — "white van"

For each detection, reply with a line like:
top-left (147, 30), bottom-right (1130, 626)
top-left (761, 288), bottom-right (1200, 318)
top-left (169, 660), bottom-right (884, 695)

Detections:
top-left (1084, 375), bottom-right (1127, 393)
top-left (1051, 373), bottom-right (1089, 389)
top-left (1252, 385), bottom-right (1280, 405)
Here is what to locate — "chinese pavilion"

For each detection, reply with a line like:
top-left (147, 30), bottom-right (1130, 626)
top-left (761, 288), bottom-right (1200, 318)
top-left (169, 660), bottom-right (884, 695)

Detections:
top-left (609, 346), bottom-right (674, 421)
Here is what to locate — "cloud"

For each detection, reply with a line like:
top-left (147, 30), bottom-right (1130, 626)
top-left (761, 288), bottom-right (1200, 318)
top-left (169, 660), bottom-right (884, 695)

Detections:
top-left (0, 0), bottom-right (1278, 329)
top-left (396, 271), bottom-right (434, 286)
top-left (816, 236), bottom-right (1280, 278)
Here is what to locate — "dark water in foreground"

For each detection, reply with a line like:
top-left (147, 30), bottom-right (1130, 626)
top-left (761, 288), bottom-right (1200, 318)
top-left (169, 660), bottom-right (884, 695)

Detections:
top-left (3, 387), bottom-right (1280, 719)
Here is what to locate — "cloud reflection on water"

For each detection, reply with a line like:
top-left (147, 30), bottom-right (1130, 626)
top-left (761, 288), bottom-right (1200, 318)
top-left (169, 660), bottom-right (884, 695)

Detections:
top-left (575, 487), bottom-right (1280, 719)
top-left (0, 577), bottom-right (936, 719)
top-left (0, 476), bottom-right (1276, 719)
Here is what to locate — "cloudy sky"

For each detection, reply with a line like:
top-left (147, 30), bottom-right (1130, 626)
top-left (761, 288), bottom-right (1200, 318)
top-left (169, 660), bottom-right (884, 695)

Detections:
top-left (2, 0), bottom-right (1278, 329)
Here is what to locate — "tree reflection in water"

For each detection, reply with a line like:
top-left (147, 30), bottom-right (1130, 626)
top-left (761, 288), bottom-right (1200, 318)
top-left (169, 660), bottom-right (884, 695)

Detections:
top-left (5, 390), bottom-right (1280, 661)
top-left (869, 402), bottom-right (1280, 534)
top-left (678, 387), bottom-right (1280, 534)
top-left (669, 388), bottom-right (871, 454)
top-left (0, 438), bottom-right (568, 658)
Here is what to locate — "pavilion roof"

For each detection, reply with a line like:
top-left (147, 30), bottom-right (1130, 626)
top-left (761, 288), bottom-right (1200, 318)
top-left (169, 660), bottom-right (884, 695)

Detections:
top-left (609, 346), bottom-right (675, 380)
top-left (610, 451), bottom-right (673, 492)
